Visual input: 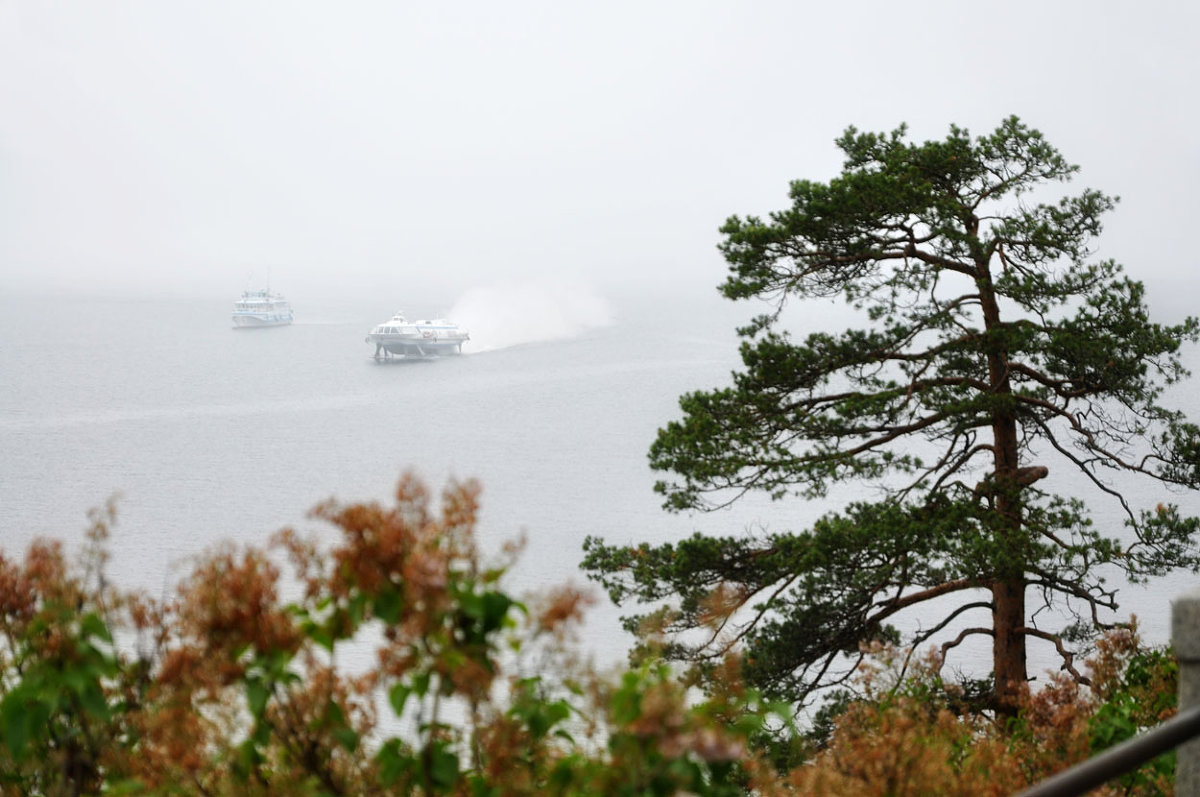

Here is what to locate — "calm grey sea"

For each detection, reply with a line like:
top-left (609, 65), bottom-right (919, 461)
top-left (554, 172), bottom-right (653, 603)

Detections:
top-left (0, 287), bottom-right (750, 666)
top-left (2, 288), bottom-right (1197, 676)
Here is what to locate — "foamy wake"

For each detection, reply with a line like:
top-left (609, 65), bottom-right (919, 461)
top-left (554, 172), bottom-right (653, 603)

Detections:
top-left (446, 281), bottom-right (613, 352)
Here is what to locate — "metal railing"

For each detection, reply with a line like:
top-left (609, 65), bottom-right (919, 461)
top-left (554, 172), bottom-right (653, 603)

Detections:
top-left (1016, 703), bottom-right (1200, 797)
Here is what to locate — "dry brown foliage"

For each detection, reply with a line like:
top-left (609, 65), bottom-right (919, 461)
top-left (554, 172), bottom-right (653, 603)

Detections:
top-left (0, 474), bottom-right (1182, 795)
top-left (784, 628), bottom-right (1177, 796)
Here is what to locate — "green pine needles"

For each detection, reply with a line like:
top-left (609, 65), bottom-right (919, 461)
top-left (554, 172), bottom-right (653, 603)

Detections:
top-left (583, 116), bottom-right (1200, 713)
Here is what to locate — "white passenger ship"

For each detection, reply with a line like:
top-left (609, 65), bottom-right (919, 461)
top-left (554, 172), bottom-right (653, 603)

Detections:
top-left (366, 312), bottom-right (469, 358)
top-left (232, 289), bottom-right (294, 328)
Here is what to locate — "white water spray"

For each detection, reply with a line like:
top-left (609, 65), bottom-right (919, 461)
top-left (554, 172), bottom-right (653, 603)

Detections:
top-left (447, 281), bottom-right (613, 352)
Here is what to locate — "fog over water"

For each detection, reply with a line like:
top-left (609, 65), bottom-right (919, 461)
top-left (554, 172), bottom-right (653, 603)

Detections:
top-left (3, 2), bottom-right (1200, 682)
top-left (0, 285), bottom-right (741, 671)
top-left (1, 284), bottom-right (1198, 685)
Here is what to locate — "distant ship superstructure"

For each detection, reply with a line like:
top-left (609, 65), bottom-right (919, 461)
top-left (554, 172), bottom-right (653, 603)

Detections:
top-left (366, 312), bottom-right (469, 358)
top-left (232, 289), bottom-right (294, 328)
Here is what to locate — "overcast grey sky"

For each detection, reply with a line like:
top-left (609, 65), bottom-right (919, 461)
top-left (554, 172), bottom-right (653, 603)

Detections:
top-left (2, 1), bottom-right (1197, 312)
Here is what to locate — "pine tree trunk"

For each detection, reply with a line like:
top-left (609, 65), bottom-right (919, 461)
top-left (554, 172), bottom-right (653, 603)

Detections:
top-left (977, 253), bottom-right (1029, 714)
top-left (988, 402), bottom-right (1029, 714)
top-left (992, 576), bottom-right (1027, 712)
top-left (991, 415), bottom-right (1028, 713)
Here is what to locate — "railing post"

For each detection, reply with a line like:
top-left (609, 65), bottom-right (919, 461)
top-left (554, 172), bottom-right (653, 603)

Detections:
top-left (1174, 586), bottom-right (1200, 797)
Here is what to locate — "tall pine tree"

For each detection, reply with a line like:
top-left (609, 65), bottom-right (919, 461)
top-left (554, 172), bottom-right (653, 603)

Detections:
top-left (583, 117), bottom-right (1200, 712)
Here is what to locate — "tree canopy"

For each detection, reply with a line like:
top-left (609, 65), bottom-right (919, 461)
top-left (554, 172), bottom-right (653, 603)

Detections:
top-left (582, 116), bottom-right (1200, 712)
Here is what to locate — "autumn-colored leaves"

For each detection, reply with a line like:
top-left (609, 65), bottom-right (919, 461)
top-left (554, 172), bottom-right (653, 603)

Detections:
top-left (0, 474), bottom-right (1179, 795)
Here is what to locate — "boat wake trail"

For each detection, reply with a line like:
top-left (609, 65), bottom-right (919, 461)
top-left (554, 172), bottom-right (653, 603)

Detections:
top-left (447, 281), bottom-right (613, 352)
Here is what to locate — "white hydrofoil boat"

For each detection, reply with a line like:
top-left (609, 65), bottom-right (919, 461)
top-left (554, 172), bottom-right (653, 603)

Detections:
top-left (366, 312), bottom-right (469, 358)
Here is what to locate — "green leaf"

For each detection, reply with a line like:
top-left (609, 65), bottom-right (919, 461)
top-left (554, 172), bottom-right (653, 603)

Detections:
top-left (79, 681), bottom-right (109, 719)
top-left (245, 679), bottom-right (270, 719)
top-left (610, 671), bottom-right (644, 726)
top-left (376, 739), bottom-right (412, 786)
top-left (79, 611), bottom-right (113, 643)
top-left (102, 778), bottom-right (154, 795)
top-left (63, 668), bottom-right (89, 697)
top-left (251, 720), bottom-right (271, 746)
top-left (374, 585), bottom-right (402, 624)
top-left (309, 625), bottom-right (335, 652)
top-left (480, 591), bottom-right (513, 632)
top-left (348, 592), bottom-right (369, 627)
top-left (27, 698), bottom-right (51, 738)
top-left (324, 699), bottom-right (347, 727)
top-left (388, 683), bottom-right (412, 716)
top-left (429, 742), bottom-right (460, 788)
top-left (235, 738), bottom-right (263, 781)
top-left (334, 726), bottom-right (359, 752)
top-left (1, 695), bottom-right (30, 759)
